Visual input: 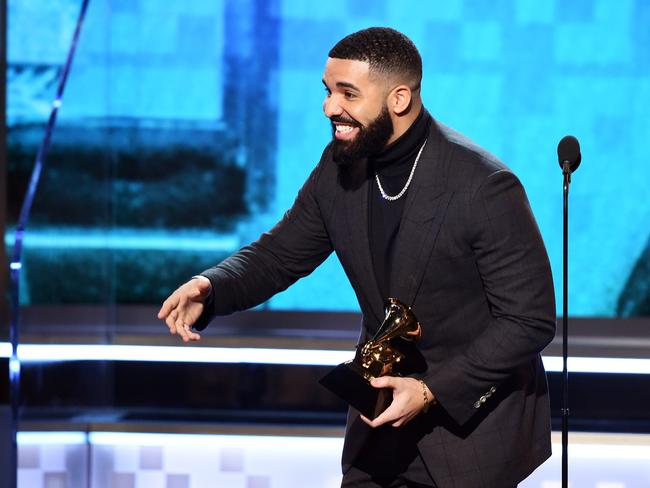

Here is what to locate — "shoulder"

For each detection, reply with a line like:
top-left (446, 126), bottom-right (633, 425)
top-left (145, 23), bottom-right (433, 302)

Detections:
top-left (289, 142), bottom-right (340, 221)
top-left (430, 119), bottom-right (519, 195)
top-left (435, 120), bottom-right (510, 175)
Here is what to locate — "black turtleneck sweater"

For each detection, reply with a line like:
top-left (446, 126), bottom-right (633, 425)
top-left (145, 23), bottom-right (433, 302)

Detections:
top-left (368, 108), bottom-right (432, 301)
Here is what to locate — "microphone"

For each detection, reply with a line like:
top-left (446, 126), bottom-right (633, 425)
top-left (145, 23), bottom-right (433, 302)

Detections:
top-left (557, 134), bottom-right (581, 488)
top-left (557, 135), bottom-right (581, 174)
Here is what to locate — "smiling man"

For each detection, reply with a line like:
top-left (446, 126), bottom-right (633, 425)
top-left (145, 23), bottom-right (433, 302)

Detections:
top-left (324, 33), bottom-right (423, 168)
top-left (158, 28), bottom-right (556, 488)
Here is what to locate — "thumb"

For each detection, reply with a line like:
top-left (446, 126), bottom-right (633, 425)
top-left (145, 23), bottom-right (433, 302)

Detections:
top-left (370, 376), bottom-right (397, 389)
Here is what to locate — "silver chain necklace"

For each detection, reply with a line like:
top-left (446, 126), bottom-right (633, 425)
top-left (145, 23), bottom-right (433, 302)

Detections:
top-left (374, 138), bottom-right (427, 201)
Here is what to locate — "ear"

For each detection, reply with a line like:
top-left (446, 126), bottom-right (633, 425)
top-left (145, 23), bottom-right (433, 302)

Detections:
top-left (387, 85), bottom-right (412, 116)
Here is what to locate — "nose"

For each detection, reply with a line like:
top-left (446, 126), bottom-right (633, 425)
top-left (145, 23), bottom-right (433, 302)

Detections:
top-left (323, 95), bottom-right (342, 118)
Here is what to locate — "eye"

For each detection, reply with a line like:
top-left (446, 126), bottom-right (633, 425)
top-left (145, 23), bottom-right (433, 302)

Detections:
top-left (324, 87), bottom-right (331, 97)
top-left (344, 91), bottom-right (356, 100)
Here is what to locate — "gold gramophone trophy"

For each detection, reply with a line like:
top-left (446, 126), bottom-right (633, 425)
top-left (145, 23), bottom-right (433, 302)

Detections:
top-left (319, 298), bottom-right (422, 419)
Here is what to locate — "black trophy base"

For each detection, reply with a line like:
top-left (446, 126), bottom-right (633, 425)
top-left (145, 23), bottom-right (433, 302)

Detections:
top-left (319, 361), bottom-right (392, 420)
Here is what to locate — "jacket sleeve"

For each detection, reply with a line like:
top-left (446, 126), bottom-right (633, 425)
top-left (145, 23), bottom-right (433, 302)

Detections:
top-left (193, 154), bottom-right (334, 330)
top-left (423, 169), bottom-right (556, 425)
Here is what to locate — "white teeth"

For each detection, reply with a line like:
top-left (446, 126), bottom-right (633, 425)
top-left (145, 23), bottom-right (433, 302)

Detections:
top-left (336, 125), bottom-right (354, 133)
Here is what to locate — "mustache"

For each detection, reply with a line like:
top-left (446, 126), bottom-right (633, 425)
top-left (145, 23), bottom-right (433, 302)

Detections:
top-left (330, 116), bottom-right (361, 127)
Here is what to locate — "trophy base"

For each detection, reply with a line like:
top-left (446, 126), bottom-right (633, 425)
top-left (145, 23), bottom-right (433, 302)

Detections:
top-left (319, 361), bottom-right (392, 420)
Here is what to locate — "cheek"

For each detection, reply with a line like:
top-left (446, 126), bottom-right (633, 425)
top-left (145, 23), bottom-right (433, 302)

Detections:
top-left (352, 102), bottom-right (382, 126)
top-left (353, 112), bottom-right (373, 128)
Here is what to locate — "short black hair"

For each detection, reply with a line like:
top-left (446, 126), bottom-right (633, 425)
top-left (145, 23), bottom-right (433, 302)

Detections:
top-left (328, 27), bottom-right (422, 90)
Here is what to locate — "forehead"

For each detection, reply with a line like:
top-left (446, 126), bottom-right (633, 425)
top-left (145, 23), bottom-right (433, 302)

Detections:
top-left (323, 57), bottom-right (375, 89)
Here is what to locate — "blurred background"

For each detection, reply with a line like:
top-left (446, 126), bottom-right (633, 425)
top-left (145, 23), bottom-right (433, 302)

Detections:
top-left (1, 0), bottom-right (649, 487)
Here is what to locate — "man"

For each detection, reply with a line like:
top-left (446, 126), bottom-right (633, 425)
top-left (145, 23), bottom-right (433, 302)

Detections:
top-left (158, 27), bottom-right (556, 488)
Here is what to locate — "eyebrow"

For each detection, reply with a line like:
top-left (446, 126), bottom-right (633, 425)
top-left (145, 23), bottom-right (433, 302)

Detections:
top-left (322, 79), bottom-right (361, 92)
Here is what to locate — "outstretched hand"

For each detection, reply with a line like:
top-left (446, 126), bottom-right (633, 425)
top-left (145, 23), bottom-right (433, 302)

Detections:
top-left (360, 376), bottom-right (434, 428)
top-left (157, 276), bottom-right (212, 342)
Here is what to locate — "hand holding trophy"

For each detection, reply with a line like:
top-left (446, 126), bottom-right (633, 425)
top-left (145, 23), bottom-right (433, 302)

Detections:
top-left (319, 298), bottom-right (422, 419)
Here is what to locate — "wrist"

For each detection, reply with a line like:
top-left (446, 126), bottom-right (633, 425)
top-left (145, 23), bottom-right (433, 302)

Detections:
top-left (191, 275), bottom-right (212, 287)
top-left (418, 379), bottom-right (435, 412)
top-left (190, 276), bottom-right (213, 302)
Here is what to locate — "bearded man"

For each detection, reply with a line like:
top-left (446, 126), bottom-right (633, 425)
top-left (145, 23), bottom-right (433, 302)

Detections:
top-left (158, 27), bottom-right (556, 488)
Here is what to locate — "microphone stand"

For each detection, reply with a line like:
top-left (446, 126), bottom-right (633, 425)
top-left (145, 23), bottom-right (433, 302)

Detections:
top-left (7, 2), bottom-right (90, 486)
top-left (561, 161), bottom-right (571, 488)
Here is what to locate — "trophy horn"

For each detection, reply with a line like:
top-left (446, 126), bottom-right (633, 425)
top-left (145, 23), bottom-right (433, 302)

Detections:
top-left (370, 298), bottom-right (421, 344)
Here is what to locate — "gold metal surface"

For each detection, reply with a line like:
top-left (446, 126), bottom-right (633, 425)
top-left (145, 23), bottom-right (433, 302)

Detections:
top-left (357, 298), bottom-right (421, 380)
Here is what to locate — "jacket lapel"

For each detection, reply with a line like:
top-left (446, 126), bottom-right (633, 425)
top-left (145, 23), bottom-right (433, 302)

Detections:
top-left (342, 173), bottom-right (386, 326)
top-left (338, 120), bottom-right (454, 327)
top-left (388, 124), bottom-right (453, 308)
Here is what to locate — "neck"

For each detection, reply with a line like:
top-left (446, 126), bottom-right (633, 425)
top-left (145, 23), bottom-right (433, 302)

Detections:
top-left (386, 101), bottom-right (422, 145)
top-left (371, 106), bottom-right (430, 176)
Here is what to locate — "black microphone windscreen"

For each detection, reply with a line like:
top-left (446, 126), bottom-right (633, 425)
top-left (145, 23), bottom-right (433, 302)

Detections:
top-left (557, 135), bottom-right (581, 172)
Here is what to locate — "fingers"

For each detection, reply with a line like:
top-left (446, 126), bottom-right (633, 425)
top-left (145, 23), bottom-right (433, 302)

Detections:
top-left (361, 402), bottom-right (418, 428)
top-left (174, 324), bottom-right (201, 342)
top-left (165, 310), bottom-right (178, 332)
top-left (406, 324), bottom-right (422, 337)
top-left (363, 376), bottom-right (423, 428)
top-left (174, 297), bottom-right (204, 330)
top-left (370, 376), bottom-right (398, 389)
top-left (157, 294), bottom-right (179, 319)
top-left (174, 313), bottom-right (189, 342)
top-left (163, 301), bottom-right (203, 342)
top-left (363, 377), bottom-right (399, 427)
top-left (167, 309), bottom-right (203, 342)
top-left (363, 402), bottom-right (403, 428)
top-left (169, 312), bottom-right (201, 342)
top-left (360, 414), bottom-right (372, 426)
top-left (177, 324), bottom-right (201, 342)
top-left (173, 301), bottom-right (199, 342)
top-left (390, 411), bottom-right (417, 428)
top-left (158, 280), bottom-right (208, 342)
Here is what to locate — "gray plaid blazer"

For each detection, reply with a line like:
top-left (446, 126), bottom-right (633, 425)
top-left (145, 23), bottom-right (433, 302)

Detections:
top-left (199, 118), bottom-right (556, 488)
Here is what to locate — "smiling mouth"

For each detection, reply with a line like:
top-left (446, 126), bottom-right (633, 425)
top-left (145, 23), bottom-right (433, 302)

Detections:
top-left (333, 123), bottom-right (360, 141)
top-left (335, 125), bottom-right (355, 133)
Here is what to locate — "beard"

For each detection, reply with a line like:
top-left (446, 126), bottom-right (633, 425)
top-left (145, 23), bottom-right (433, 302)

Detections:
top-left (331, 104), bottom-right (394, 168)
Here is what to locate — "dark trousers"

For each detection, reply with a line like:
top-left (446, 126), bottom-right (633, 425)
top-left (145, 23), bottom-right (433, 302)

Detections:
top-left (341, 426), bottom-right (437, 488)
top-left (341, 454), bottom-right (436, 487)
top-left (340, 426), bottom-right (519, 488)
top-left (342, 465), bottom-right (518, 488)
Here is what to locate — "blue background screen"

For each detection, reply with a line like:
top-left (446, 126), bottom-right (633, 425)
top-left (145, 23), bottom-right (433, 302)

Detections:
top-left (6, 0), bottom-right (650, 317)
